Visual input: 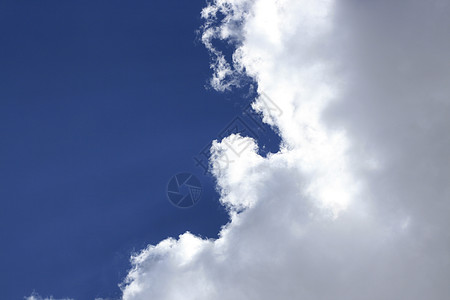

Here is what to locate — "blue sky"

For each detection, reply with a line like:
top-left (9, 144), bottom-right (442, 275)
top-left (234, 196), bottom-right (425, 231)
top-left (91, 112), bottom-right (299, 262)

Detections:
top-left (3, 1), bottom-right (450, 300)
top-left (0, 1), bottom-right (277, 298)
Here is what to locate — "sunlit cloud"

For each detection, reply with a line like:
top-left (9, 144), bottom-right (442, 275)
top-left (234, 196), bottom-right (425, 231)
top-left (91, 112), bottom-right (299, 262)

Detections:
top-left (118, 0), bottom-right (450, 299)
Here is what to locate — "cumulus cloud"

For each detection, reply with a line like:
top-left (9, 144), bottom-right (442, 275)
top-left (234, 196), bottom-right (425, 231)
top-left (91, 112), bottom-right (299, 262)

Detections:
top-left (120, 0), bottom-right (450, 299)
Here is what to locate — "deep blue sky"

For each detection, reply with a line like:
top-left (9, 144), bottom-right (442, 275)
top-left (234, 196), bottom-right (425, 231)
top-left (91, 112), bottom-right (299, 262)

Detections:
top-left (0, 1), bottom-right (279, 299)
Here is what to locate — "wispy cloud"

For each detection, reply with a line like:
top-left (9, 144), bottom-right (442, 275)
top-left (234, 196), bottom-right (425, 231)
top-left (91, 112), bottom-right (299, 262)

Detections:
top-left (25, 292), bottom-right (74, 300)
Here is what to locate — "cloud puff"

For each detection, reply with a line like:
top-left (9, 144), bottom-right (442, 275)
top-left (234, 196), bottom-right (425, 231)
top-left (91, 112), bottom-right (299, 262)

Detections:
top-left (120, 0), bottom-right (450, 299)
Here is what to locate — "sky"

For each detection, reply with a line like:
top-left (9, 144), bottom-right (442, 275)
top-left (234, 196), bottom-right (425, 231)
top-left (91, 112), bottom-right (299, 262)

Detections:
top-left (0, 1), bottom-right (278, 299)
top-left (2, 0), bottom-right (450, 300)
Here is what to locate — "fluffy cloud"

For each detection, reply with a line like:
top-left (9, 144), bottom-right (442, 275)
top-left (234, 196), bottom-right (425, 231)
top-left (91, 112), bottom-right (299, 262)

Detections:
top-left (120, 0), bottom-right (450, 299)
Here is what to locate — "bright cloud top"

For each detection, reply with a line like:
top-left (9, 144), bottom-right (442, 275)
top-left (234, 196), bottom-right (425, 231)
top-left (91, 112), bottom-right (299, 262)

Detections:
top-left (121, 0), bottom-right (450, 299)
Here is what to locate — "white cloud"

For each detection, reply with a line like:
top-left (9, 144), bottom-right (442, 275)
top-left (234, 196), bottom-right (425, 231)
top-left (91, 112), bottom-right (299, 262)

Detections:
top-left (120, 0), bottom-right (450, 299)
top-left (25, 293), bottom-right (74, 300)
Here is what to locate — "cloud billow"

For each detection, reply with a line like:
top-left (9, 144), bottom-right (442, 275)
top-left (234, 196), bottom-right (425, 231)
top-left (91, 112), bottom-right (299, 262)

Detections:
top-left (120, 0), bottom-right (450, 299)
